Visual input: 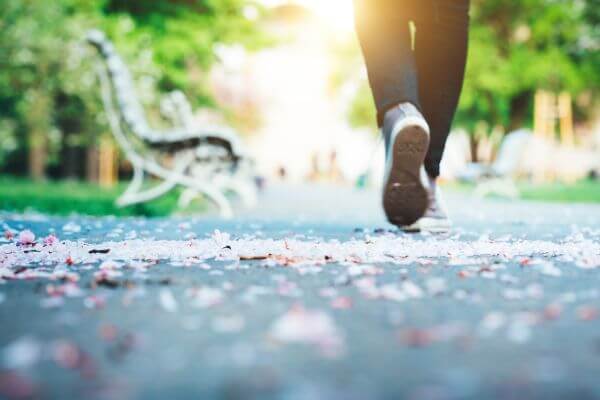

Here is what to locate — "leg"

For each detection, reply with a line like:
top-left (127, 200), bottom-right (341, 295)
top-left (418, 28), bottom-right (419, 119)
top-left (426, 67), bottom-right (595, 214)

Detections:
top-left (355, 0), bottom-right (432, 226)
top-left (415, 0), bottom-right (470, 178)
top-left (353, 0), bottom-right (421, 127)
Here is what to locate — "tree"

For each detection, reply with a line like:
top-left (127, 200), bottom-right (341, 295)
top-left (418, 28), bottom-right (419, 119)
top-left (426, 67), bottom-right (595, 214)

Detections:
top-left (0, 1), bottom-right (101, 178)
top-left (0, 0), bottom-right (267, 179)
top-left (342, 0), bottom-right (599, 138)
top-left (456, 0), bottom-right (600, 133)
top-left (102, 0), bottom-right (269, 105)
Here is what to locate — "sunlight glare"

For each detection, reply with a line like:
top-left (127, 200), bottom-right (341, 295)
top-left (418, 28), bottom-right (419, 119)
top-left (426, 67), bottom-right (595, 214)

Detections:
top-left (260, 0), bottom-right (355, 32)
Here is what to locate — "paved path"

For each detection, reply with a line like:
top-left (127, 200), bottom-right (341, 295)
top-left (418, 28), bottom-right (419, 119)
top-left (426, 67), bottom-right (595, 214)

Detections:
top-left (1, 184), bottom-right (599, 400)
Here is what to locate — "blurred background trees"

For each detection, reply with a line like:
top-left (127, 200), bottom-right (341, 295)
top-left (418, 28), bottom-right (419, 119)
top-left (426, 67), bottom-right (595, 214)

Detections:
top-left (456, 0), bottom-right (600, 133)
top-left (0, 0), bottom-right (598, 182)
top-left (347, 0), bottom-right (600, 136)
top-left (0, 0), bottom-right (266, 180)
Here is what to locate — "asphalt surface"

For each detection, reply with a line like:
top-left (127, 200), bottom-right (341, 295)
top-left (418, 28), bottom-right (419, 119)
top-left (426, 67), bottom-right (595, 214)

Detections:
top-left (1, 183), bottom-right (599, 400)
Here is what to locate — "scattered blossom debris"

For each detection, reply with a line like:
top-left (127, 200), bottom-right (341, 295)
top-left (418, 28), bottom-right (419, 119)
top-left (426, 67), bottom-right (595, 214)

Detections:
top-left (0, 220), bottom-right (598, 394)
top-left (159, 289), bottom-right (179, 313)
top-left (1, 231), bottom-right (598, 271)
top-left (2, 336), bottom-right (41, 369)
top-left (17, 230), bottom-right (35, 246)
top-left (269, 305), bottom-right (345, 358)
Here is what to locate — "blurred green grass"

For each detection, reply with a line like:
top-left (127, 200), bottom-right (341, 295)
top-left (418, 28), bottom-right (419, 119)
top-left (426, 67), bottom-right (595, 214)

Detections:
top-left (1, 176), bottom-right (598, 218)
top-left (444, 179), bottom-right (600, 204)
top-left (518, 180), bottom-right (600, 203)
top-left (0, 176), bottom-right (207, 217)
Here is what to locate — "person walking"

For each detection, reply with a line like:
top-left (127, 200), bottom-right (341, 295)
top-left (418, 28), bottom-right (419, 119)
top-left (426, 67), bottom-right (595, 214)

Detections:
top-left (353, 0), bottom-right (470, 232)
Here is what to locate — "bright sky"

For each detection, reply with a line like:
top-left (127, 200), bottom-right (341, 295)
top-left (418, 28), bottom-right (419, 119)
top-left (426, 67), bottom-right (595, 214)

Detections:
top-left (259, 0), bottom-right (355, 32)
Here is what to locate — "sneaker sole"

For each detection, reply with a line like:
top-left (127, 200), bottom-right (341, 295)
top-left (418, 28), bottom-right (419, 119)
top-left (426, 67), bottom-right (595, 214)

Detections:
top-left (401, 217), bottom-right (452, 234)
top-left (383, 123), bottom-right (430, 226)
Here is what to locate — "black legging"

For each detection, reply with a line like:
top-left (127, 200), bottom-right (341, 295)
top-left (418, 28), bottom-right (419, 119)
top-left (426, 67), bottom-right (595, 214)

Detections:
top-left (354, 0), bottom-right (470, 178)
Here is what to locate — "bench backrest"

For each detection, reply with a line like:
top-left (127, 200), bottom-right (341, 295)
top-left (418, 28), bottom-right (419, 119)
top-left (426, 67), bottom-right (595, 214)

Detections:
top-left (86, 30), bottom-right (158, 141)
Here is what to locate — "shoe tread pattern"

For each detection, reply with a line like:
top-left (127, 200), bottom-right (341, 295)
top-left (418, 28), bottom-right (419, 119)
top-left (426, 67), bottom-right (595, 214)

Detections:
top-left (383, 125), bottom-right (429, 226)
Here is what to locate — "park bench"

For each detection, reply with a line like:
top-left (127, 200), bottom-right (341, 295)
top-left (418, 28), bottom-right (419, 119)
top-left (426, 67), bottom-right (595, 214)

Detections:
top-left (458, 129), bottom-right (533, 198)
top-left (458, 129), bottom-right (533, 183)
top-left (86, 30), bottom-right (257, 218)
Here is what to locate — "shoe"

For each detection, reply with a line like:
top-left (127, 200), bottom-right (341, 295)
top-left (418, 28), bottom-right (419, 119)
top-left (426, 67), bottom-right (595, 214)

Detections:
top-left (402, 176), bottom-right (452, 233)
top-left (382, 103), bottom-right (431, 226)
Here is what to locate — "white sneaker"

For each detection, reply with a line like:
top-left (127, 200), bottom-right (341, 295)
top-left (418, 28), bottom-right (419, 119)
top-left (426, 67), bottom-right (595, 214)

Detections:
top-left (402, 177), bottom-right (452, 233)
top-left (381, 103), bottom-right (431, 226)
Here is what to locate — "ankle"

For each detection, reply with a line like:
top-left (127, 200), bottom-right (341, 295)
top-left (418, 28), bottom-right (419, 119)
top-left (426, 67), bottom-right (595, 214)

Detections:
top-left (385, 102), bottom-right (418, 117)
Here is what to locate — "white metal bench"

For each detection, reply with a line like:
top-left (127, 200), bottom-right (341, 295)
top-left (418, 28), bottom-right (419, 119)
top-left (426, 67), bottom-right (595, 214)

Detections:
top-left (87, 30), bottom-right (257, 218)
top-left (458, 129), bottom-right (533, 198)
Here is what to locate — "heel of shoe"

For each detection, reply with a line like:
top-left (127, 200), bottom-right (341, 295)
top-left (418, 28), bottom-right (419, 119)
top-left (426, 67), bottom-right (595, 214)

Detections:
top-left (383, 124), bottom-right (430, 226)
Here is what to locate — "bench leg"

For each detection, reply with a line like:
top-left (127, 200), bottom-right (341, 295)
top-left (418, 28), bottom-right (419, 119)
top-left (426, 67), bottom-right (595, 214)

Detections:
top-left (117, 177), bottom-right (179, 207)
top-left (178, 187), bottom-right (234, 219)
top-left (178, 188), bottom-right (197, 209)
top-left (116, 166), bottom-right (144, 206)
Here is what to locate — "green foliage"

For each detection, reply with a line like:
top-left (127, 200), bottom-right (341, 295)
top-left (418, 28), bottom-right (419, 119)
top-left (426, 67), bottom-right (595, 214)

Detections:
top-left (455, 0), bottom-right (600, 132)
top-left (348, 82), bottom-right (377, 130)
top-left (102, 0), bottom-right (270, 103)
top-left (343, 0), bottom-right (600, 133)
top-left (0, 0), bottom-right (105, 173)
top-left (0, 0), bottom-right (267, 175)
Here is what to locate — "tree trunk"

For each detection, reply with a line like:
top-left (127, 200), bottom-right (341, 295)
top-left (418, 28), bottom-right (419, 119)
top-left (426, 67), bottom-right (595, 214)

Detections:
top-left (469, 135), bottom-right (479, 163)
top-left (508, 91), bottom-right (532, 132)
top-left (99, 138), bottom-right (116, 188)
top-left (28, 139), bottom-right (47, 181)
top-left (26, 91), bottom-right (51, 181)
top-left (87, 146), bottom-right (99, 183)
